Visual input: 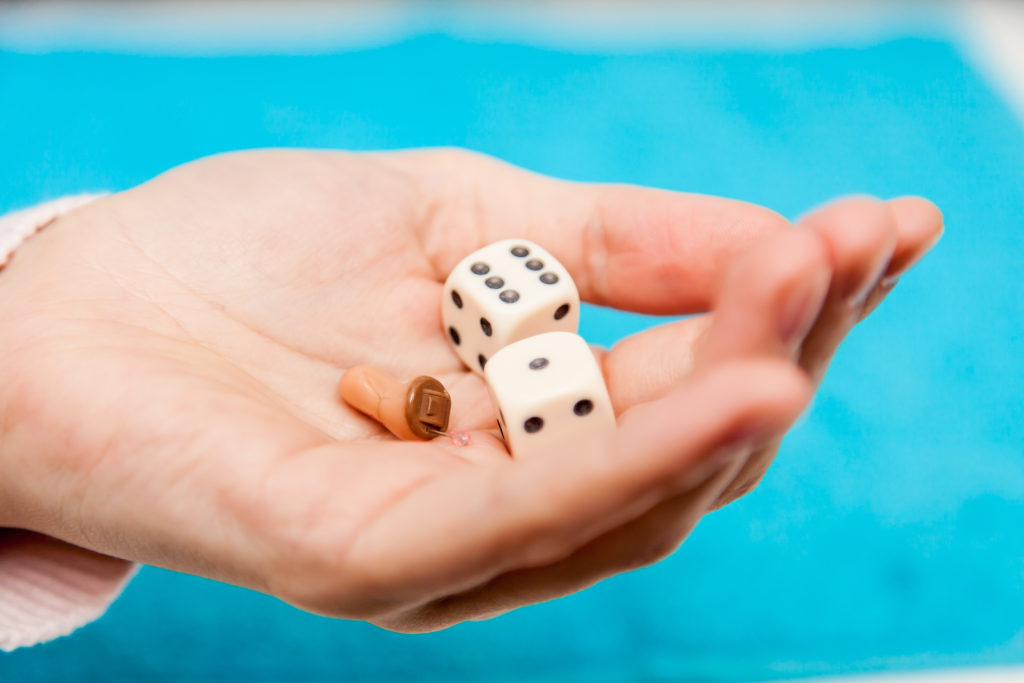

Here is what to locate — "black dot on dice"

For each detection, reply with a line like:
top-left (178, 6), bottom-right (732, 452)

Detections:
top-left (499, 290), bottom-right (520, 303)
top-left (540, 272), bottom-right (559, 285)
top-left (573, 399), bottom-right (594, 416)
top-left (448, 327), bottom-right (461, 345)
top-left (486, 276), bottom-right (504, 289)
top-left (511, 246), bottom-right (529, 257)
top-left (554, 303), bottom-right (570, 320)
top-left (451, 290), bottom-right (463, 308)
top-left (478, 354), bottom-right (487, 370)
top-left (480, 318), bottom-right (492, 336)
top-left (524, 416), bottom-right (544, 433)
top-left (525, 259), bottom-right (543, 271)
top-left (471, 262), bottom-right (490, 275)
top-left (529, 357), bottom-right (549, 370)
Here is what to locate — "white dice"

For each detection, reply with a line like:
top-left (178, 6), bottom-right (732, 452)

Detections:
top-left (484, 332), bottom-right (615, 459)
top-left (442, 238), bottom-right (579, 374)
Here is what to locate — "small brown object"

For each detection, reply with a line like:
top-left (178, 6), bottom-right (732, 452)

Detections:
top-left (338, 365), bottom-right (451, 440)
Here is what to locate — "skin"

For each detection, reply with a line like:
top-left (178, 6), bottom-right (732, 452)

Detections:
top-left (0, 149), bottom-right (942, 631)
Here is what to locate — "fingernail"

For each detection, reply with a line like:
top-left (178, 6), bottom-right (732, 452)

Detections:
top-left (779, 270), bottom-right (830, 347)
top-left (886, 228), bottom-right (943, 281)
top-left (722, 423), bottom-right (784, 452)
top-left (845, 256), bottom-right (891, 309)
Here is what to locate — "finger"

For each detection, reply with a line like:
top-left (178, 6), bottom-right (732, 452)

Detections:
top-left (883, 196), bottom-right (944, 279)
top-left (794, 196), bottom-right (899, 380)
top-left (694, 227), bottom-right (831, 366)
top-left (307, 359), bottom-right (810, 619)
top-left (600, 316), bottom-right (708, 414)
top-left (382, 461), bottom-right (743, 631)
top-left (601, 227), bottom-right (830, 414)
top-left (376, 148), bottom-right (790, 314)
top-left (792, 196), bottom-right (942, 380)
top-left (709, 434), bottom-right (785, 511)
top-left (713, 196), bottom-right (907, 507)
top-left (856, 196), bottom-right (943, 320)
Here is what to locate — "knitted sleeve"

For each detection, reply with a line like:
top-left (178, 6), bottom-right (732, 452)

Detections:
top-left (0, 195), bottom-right (138, 652)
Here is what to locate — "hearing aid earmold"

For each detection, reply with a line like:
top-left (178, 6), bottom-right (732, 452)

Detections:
top-left (338, 365), bottom-right (452, 441)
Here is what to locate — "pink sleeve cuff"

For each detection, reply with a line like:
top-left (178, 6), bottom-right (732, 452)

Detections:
top-left (1, 193), bottom-right (138, 652)
top-left (0, 531), bottom-right (137, 652)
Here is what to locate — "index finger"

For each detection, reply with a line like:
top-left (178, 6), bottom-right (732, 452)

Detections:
top-left (375, 148), bottom-right (790, 314)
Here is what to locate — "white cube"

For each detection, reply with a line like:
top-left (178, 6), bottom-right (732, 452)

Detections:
top-left (484, 332), bottom-right (615, 459)
top-left (442, 238), bottom-right (580, 373)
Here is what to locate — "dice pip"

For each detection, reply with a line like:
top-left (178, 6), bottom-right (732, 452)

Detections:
top-left (442, 239), bottom-right (579, 373)
top-left (484, 332), bottom-right (615, 459)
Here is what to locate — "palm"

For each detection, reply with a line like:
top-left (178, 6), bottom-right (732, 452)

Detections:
top-left (0, 149), bottom-right (941, 630)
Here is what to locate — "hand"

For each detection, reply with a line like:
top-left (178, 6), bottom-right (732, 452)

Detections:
top-left (0, 149), bottom-right (941, 631)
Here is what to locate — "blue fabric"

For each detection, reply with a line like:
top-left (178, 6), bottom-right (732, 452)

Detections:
top-left (1, 30), bottom-right (1022, 682)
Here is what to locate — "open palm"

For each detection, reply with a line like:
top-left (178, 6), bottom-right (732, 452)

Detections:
top-left (0, 149), bottom-right (941, 631)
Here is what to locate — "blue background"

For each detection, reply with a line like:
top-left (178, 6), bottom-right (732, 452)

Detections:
top-left (2, 27), bottom-right (1023, 682)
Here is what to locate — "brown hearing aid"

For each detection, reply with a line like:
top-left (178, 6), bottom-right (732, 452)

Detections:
top-left (338, 365), bottom-right (451, 440)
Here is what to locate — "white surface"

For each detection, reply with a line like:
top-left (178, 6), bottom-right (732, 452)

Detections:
top-left (773, 667), bottom-right (1024, 682)
top-left (484, 331), bottom-right (614, 459)
top-left (443, 239), bottom-right (579, 374)
top-left (960, 0), bottom-right (1024, 124)
top-left (0, 0), bottom-right (956, 53)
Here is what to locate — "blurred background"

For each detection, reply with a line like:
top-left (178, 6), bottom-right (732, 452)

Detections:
top-left (1, 1), bottom-right (1022, 681)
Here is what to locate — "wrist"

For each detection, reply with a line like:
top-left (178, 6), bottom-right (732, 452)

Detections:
top-left (0, 194), bottom-right (106, 530)
top-left (0, 194), bottom-right (107, 273)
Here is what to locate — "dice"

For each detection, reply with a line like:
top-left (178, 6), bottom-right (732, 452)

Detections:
top-left (484, 332), bottom-right (615, 459)
top-left (440, 239), bottom-right (614, 457)
top-left (442, 238), bottom-right (579, 373)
